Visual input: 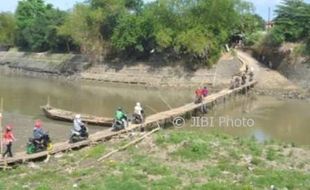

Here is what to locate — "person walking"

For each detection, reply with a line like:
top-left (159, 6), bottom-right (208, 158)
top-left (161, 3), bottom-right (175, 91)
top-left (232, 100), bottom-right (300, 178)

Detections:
top-left (2, 125), bottom-right (16, 158)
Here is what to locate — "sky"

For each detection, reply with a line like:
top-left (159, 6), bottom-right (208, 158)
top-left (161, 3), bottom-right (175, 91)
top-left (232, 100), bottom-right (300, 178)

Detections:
top-left (0, 0), bottom-right (310, 21)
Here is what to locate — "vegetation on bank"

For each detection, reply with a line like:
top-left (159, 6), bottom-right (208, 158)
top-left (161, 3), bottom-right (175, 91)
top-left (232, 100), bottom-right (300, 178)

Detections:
top-left (0, 130), bottom-right (309, 189)
top-left (251, 0), bottom-right (310, 57)
top-left (0, 0), bottom-right (265, 65)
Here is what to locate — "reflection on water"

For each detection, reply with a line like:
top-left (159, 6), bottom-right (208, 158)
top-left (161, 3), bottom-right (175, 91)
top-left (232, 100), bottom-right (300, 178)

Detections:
top-left (187, 95), bottom-right (310, 145)
top-left (1, 73), bottom-right (309, 152)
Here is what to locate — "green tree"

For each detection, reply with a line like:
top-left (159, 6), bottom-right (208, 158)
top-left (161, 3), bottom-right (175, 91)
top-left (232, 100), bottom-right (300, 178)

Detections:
top-left (0, 12), bottom-right (16, 46)
top-left (15, 0), bottom-right (46, 50)
top-left (274, 0), bottom-right (310, 42)
top-left (59, 0), bottom-right (261, 65)
top-left (15, 0), bottom-right (68, 51)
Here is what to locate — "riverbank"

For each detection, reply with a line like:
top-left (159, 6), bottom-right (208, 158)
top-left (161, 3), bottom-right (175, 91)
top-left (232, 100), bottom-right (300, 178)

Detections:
top-left (246, 42), bottom-right (310, 91)
top-left (1, 50), bottom-right (308, 98)
top-left (0, 51), bottom-right (242, 88)
top-left (1, 130), bottom-right (309, 189)
top-left (0, 51), bottom-right (90, 75)
top-left (237, 50), bottom-right (308, 99)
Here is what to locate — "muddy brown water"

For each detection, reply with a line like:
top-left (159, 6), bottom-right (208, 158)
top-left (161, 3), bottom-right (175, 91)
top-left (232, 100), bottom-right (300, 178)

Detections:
top-left (182, 95), bottom-right (310, 146)
top-left (0, 73), bottom-right (309, 152)
top-left (0, 73), bottom-right (194, 152)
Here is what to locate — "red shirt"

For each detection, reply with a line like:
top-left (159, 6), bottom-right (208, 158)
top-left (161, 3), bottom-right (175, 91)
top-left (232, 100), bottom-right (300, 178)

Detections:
top-left (202, 88), bottom-right (208, 96)
top-left (3, 131), bottom-right (14, 143)
top-left (195, 89), bottom-right (203, 96)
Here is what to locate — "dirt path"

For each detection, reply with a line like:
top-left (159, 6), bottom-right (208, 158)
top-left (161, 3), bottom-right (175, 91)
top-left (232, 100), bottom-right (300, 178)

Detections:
top-left (237, 50), bottom-right (299, 91)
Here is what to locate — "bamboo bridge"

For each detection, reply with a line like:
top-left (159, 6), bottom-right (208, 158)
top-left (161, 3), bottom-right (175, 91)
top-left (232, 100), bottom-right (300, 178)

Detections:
top-left (0, 80), bottom-right (257, 166)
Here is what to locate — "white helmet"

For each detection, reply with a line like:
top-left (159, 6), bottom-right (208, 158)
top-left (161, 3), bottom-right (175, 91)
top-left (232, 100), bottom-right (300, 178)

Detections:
top-left (75, 114), bottom-right (81, 119)
top-left (136, 102), bottom-right (141, 107)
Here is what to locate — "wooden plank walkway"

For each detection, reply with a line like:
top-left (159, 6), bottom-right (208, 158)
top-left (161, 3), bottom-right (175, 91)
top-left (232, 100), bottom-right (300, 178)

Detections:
top-left (0, 81), bottom-right (257, 166)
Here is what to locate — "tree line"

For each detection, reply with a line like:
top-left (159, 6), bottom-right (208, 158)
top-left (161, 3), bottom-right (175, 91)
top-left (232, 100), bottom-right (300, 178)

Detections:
top-left (263, 0), bottom-right (310, 54)
top-left (0, 0), bottom-right (267, 65)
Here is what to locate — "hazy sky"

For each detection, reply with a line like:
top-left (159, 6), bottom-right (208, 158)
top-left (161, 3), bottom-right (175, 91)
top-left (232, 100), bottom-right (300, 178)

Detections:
top-left (0, 0), bottom-right (310, 20)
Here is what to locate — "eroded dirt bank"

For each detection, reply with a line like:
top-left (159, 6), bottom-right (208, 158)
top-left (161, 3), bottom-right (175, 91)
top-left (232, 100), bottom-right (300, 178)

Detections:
top-left (0, 51), bottom-right (90, 75)
top-left (237, 50), bottom-right (307, 99)
top-left (245, 43), bottom-right (310, 96)
top-left (0, 50), bottom-right (308, 98)
top-left (0, 51), bottom-right (242, 88)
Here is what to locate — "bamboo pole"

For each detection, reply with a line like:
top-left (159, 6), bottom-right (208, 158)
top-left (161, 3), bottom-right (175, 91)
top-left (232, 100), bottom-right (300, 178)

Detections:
top-left (145, 105), bottom-right (158, 114)
top-left (47, 96), bottom-right (50, 107)
top-left (0, 97), bottom-right (3, 156)
top-left (97, 126), bottom-right (160, 162)
top-left (157, 93), bottom-right (172, 110)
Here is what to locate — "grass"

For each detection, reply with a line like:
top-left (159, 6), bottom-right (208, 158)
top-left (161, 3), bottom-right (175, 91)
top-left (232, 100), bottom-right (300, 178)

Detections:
top-left (172, 138), bottom-right (210, 161)
top-left (150, 176), bottom-right (181, 190)
top-left (266, 147), bottom-right (278, 161)
top-left (0, 130), bottom-right (309, 189)
top-left (251, 169), bottom-right (310, 189)
top-left (85, 144), bottom-right (106, 158)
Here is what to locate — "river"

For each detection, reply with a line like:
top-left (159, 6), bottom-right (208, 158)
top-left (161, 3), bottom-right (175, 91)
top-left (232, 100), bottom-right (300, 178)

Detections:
top-left (0, 73), bottom-right (309, 152)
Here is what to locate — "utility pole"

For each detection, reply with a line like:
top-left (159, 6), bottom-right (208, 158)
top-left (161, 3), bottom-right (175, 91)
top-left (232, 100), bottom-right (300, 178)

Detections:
top-left (266, 7), bottom-right (271, 31)
top-left (268, 7), bottom-right (271, 23)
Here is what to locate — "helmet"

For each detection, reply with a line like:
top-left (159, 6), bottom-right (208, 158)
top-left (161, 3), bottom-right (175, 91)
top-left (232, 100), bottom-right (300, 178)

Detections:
top-left (117, 107), bottom-right (122, 111)
top-left (136, 102), bottom-right (141, 107)
top-left (75, 114), bottom-right (81, 119)
top-left (6, 125), bottom-right (12, 131)
top-left (35, 120), bottom-right (42, 128)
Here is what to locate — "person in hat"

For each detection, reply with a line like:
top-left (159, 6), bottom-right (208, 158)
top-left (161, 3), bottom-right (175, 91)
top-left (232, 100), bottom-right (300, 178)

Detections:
top-left (114, 107), bottom-right (128, 129)
top-left (2, 125), bottom-right (16, 158)
top-left (73, 114), bottom-right (85, 133)
top-left (133, 102), bottom-right (144, 123)
top-left (33, 120), bottom-right (46, 141)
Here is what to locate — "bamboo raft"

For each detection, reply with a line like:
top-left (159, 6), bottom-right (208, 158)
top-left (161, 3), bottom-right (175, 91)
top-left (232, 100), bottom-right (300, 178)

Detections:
top-left (41, 105), bottom-right (113, 126)
top-left (0, 81), bottom-right (257, 166)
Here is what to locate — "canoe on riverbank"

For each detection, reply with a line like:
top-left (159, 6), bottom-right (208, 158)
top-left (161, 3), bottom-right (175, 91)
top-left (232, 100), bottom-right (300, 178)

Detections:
top-left (41, 105), bottom-right (113, 126)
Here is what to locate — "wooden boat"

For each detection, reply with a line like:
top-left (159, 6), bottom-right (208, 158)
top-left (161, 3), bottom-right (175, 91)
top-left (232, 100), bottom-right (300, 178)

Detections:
top-left (41, 105), bottom-right (113, 126)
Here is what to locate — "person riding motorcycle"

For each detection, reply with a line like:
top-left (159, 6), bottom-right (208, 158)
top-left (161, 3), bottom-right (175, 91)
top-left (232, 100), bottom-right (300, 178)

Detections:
top-left (202, 86), bottom-right (209, 97)
top-left (32, 120), bottom-right (50, 149)
top-left (249, 67), bottom-right (254, 81)
top-left (33, 120), bottom-right (46, 142)
top-left (73, 114), bottom-right (85, 133)
top-left (132, 102), bottom-right (144, 124)
top-left (112, 107), bottom-right (128, 131)
top-left (194, 88), bottom-right (203, 104)
top-left (241, 73), bottom-right (247, 85)
top-left (235, 76), bottom-right (241, 87)
top-left (230, 77), bottom-right (236, 89)
top-left (70, 114), bottom-right (88, 142)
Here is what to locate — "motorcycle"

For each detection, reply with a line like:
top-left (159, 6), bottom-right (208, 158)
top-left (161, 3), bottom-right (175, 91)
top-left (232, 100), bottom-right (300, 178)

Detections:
top-left (241, 74), bottom-right (247, 85)
top-left (26, 133), bottom-right (52, 154)
top-left (249, 71), bottom-right (254, 82)
top-left (131, 112), bottom-right (144, 124)
top-left (69, 124), bottom-right (89, 143)
top-left (234, 76), bottom-right (241, 88)
top-left (194, 95), bottom-right (203, 104)
top-left (111, 116), bottom-right (128, 131)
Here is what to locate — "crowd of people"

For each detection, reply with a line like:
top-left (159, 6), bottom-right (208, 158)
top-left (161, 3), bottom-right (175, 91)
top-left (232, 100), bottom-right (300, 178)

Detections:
top-left (194, 86), bottom-right (209, 104)
top-left (2, 68), bottom-right (254, 158)
top-left (2, 119), bottom-right (49, 158)
top-left (1, 102), bottom-right (145, 158)
top-left (230, 64), bottom-right (254, 89)
top-left (111, 102), bottom-right (144, 131)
